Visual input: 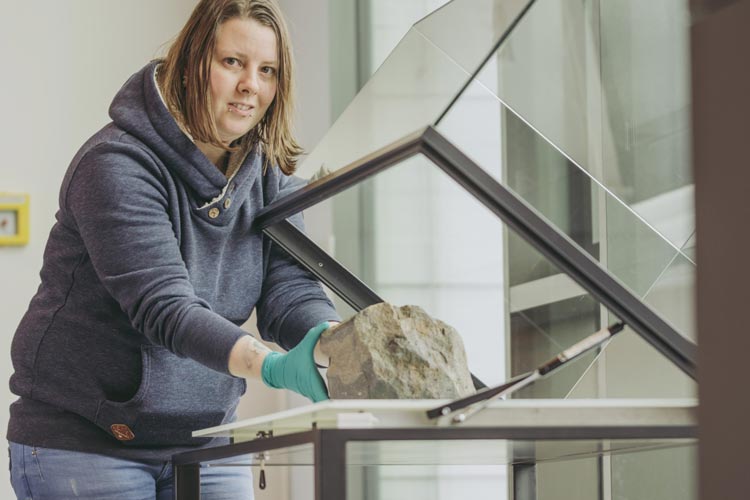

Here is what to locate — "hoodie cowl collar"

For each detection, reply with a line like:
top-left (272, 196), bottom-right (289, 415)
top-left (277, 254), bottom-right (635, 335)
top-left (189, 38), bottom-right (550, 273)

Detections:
top-left (108, 61), bottom-right (260, 204)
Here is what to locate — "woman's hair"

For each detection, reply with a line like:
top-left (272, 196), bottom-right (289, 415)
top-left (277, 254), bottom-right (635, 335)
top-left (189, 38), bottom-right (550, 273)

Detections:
top-left (158, 0), bottom-right (302, 174)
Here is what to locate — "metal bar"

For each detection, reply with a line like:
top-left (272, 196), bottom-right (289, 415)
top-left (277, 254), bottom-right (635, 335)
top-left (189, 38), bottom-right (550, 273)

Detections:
top-left (172, 430), bottom-right (317, 465)
top-left (420, 126), bottom-right (698, 380)
top-left (173, 464), bottom-right (200, 500)
top-left (265, 220), bottom-right (383, 311)
top-left (316, 430), bottom-right (348, 500)
top-left (254, 128), bottom-right (427, 230)
top-left (312, 426), bottom-right (696, 441)
top-left (513, 463), bottom-right (538, 500)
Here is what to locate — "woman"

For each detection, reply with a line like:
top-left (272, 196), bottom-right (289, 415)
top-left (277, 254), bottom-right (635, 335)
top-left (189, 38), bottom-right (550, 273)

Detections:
top-left (7, 0), bottom-right (339, 498)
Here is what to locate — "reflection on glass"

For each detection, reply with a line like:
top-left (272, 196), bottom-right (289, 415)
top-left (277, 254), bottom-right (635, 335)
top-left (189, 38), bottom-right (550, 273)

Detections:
top-left (437, 73), bottom-right (695, 350)
top-left (536, 441), bottom-right (696, 500)
top-left (599, 0), bottom-right (692, 205)
top-left (510, 294), bottom-right (600, 399)
top-left (681, 231), bottom-right (697, 264)
top-left (470, 0), bottom-right (693, 240)
top-left (296, 29), bottom-right (465, 180)
top-left (610, 442), bottom-right (697, 500)
top-left (566, 324), bottom-right (696, 400)
top-left (342, 439), bottom-right (694, 500)
top-left (294, 0), bottom-right (534, 180)
top-left (640, 253), bottom-right (695, 341)
top-left (413, 0), bottom-right (533, 78)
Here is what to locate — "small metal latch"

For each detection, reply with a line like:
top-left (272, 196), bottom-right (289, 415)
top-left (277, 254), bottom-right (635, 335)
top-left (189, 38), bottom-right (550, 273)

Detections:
top-left (255, 451), bottom-right (270, 490)
top-left (255, 431), bottom-right (272, 490)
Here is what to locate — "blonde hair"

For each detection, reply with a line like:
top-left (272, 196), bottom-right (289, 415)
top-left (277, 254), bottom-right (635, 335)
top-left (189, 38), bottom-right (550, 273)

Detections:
top-left (158, 0), bottom-right (303, 174)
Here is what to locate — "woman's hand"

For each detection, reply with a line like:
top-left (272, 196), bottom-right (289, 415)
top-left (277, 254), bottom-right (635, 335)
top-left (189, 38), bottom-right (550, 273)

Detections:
top-left (313, 320), bottom-right (338, 367)
top-left (260, 321), bottom-right (333, 402)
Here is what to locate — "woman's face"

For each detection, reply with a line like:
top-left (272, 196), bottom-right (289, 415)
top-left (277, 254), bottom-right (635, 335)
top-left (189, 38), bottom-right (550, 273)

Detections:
top-left (208, 17), bottom-right (278, 144)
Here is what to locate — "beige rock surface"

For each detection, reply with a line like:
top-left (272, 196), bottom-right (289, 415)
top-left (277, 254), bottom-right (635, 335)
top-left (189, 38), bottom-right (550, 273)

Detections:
top-left (320, 303), bottom-right (475, 399)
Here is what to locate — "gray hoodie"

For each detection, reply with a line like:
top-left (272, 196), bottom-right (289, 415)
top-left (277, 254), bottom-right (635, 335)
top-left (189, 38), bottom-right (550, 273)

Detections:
top-left (7, 60), bottom-right (339, 461)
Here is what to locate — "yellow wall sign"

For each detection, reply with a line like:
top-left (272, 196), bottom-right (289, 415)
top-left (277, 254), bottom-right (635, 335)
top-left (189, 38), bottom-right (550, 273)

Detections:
top-left (0, 193), bottom-right (30, 246)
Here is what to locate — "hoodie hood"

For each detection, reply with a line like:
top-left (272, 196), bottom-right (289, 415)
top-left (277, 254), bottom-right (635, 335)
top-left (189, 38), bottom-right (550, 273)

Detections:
top-left (108, 60), bottom-right (259, 203)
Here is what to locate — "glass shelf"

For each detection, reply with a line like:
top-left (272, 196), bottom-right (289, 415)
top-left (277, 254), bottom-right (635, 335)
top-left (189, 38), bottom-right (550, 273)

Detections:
top-left (194, 398), bottom-right (697, 442)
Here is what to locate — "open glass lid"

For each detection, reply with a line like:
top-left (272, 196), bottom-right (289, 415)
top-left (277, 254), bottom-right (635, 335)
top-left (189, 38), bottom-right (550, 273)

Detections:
top-left (255, 0), bottom-right (696, 400)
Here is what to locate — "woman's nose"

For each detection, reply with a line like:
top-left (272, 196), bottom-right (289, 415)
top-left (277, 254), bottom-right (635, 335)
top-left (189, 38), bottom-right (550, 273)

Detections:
top-left (239, 71), bottom-right (259, 95)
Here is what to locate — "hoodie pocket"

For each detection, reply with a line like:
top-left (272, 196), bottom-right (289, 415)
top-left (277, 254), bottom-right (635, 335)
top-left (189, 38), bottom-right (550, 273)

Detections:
top-left (94, 344), bottom-right (245, 447)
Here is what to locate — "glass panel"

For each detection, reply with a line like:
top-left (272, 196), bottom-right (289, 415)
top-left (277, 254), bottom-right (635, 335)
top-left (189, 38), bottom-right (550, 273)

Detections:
top-left (510, 294), bottom-right (601, 399)
top-left (346, 439), bottom-right (693, 465)
top-left (640, 253), bottom-right (696, 341)
top-left (471, 0), bottom-right (594, 178)
top-left (467, 0), bottom-right (693, 246)
top-left (296, 28), bottom-right (464, 180)
top-left (413, 0), bottom-right (532, 78)
top-left (682, 232), bottom-right (696, 262)
top-left (297, 152), bottom-right (696, 397)
top-left (599, 0), bottom-right (692, 206)
top-left (199, 439), bottom-right (695, 500)
top-left (605, 196), bottom-right (692, 298)
top-left (604, 196), bottom-right (696, 342)
top-left (609, 443), bottom-right (697, 500)
top-left (436, 74), bottom-right (695, 347)
top-left (294, 0), bottom-right (534, 180)
top-left (435, 0), bottom-right (698, 399)
top-left (566, 325), bottom-right (696, 400)
top-left (536, 442), bottom-right (696, 500)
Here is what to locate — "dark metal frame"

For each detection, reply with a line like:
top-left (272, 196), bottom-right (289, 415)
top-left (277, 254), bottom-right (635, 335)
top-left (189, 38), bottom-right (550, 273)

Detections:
top-left (254, 126), bottom-right (698, 380)
top-left (265, 220), bottom-right (382, 311)
top-left (172, 424), bottom-right (696, 500)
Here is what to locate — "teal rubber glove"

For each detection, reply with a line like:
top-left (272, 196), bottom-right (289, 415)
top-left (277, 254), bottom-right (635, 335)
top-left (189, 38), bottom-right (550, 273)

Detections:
top-left (261, 321), bottom-right (331, 403)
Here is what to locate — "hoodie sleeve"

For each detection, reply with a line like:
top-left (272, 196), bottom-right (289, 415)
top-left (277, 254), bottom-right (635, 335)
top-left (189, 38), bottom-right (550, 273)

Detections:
top-left (63, 142), bottom-right (247, 375)
top-left (255, 173), bottom-right (341, 351)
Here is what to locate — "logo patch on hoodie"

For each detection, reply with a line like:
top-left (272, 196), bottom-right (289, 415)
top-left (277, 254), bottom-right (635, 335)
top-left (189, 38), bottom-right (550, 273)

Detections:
top-left (111, 424), bottom-right (135, 441)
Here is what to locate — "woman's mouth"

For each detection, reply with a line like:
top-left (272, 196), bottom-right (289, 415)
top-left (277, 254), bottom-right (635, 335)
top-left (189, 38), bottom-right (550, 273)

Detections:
top-left (228, 102), bottom-right (254, 117)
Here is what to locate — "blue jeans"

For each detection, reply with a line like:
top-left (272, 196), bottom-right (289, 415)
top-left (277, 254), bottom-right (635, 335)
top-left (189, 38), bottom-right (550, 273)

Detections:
top-left (8, 442), bottom-right (253, 500)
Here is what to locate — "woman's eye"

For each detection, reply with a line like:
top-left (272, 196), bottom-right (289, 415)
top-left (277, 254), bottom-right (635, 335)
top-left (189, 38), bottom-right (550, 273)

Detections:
top-left (225, 57), bottom-right (240, 67)
top-left (261, 66), bottom-right (277, 75)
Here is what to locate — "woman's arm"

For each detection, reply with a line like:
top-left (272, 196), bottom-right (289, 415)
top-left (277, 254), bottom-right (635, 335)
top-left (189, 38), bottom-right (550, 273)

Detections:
top-left (227, 335), bottom-right (272, 379)
top-left (227, 320), bottom-right (339, 379)
top-left (255, 173), bottom-right (341, 350)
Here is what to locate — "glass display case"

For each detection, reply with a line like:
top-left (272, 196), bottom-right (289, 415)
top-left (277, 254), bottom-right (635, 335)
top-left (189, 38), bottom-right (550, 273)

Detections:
top-left (173, 0), bottom-right (697, 498)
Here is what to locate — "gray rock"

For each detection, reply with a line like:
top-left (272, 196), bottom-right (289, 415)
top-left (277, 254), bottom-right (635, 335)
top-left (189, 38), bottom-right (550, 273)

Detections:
top-left (320, 303), bottom-right (475, 399)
